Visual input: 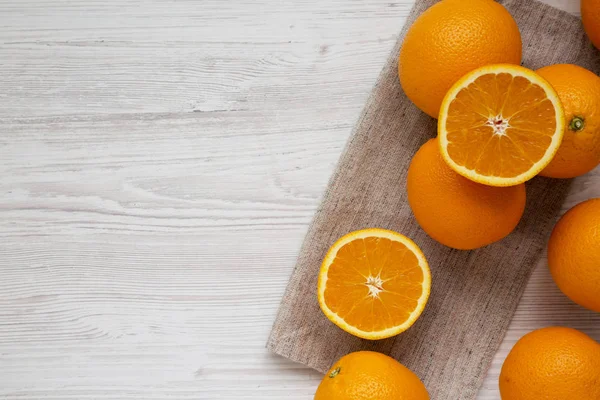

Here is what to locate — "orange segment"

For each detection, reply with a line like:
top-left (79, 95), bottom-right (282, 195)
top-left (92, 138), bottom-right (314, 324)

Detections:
top-left (317, 229), bottom-right (431, 340)
top-left (438, 64), bottom-right (565, 186)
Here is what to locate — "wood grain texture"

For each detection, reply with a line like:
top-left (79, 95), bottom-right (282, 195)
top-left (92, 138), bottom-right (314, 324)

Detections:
top-left (0, 0), bottom-right (596, 399)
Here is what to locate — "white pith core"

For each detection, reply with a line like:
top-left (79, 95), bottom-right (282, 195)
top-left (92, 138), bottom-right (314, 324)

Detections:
top-left (486, 115), bottom-right (510, 136)
top-left (365, 275), bottom-right (384, 298)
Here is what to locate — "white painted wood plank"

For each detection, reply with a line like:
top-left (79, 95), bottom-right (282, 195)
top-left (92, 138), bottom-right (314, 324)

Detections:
top-left (0, 0), bottom-right (596, 399)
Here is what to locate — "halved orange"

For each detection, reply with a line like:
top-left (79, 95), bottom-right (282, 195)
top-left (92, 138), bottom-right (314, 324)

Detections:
top-left (317, 229), bottom-right (431, 340)
top-left (438, 64), bottom-right (565, 187)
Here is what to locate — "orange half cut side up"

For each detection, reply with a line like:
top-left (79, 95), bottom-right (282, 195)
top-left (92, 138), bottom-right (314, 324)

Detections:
top-left (317, 229), bottom-right (431, 340)
top-left (438, 64), bottom-right (565, 187)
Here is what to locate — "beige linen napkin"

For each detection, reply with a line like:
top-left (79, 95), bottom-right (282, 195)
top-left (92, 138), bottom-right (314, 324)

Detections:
top-left (267, 1), bottom-right (600, 398)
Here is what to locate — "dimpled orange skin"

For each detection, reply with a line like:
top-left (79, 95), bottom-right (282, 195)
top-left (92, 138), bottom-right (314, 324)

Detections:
top-left (399, 0), bottom-right (522, 118)
top-left (499, 327), bottom-right (600, 400)
top-left (582, 0), bottom-right (600, 49)
top-left (548, 198), bottom-right (600, 312)
top-left (314, 351), bottom-right (429, 400)
top-left (407, 139), bottom-right (526, 250)
top-left (537, 64), bottom-right (600, 178)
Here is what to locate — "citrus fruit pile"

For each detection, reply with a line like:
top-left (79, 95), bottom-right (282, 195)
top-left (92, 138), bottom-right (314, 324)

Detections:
top-left (312, 0), bottom-right (600, 399)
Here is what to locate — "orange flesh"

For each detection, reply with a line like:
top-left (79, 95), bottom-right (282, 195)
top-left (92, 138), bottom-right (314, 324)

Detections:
top-left (445, 73), bottom-right (557, 178)
top-left (322, 237), bottom-right (425, 333)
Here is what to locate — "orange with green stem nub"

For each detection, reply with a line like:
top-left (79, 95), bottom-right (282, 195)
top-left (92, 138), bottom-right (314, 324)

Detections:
top-left (537, 64), bottom-right (600, 178)
top-left (315, 351), bottom-right (430, 400)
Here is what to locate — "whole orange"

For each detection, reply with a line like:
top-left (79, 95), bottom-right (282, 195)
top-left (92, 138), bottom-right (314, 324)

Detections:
top-left (499, 327), bottom-right (600, 400)
top-left (407, 139), bottom-right (526, 250)
top-left (582, 0), bottom-right (600, 49)
top-left (399, 0), bottom-right (522, 118)
top-left (537, 64), bottom-right (600, 178)
top-left (314, 351), bottom-right (429, 400)
top-left (547, 198), bottom-right (600, 312)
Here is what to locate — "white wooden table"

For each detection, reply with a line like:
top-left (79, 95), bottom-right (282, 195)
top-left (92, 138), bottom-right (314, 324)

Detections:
top-left (1, 0), bottom-right (598, 399)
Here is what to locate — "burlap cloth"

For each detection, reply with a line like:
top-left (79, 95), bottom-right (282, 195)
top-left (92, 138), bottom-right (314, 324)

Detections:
top-left (267, 1), bottom-right (600, 398)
